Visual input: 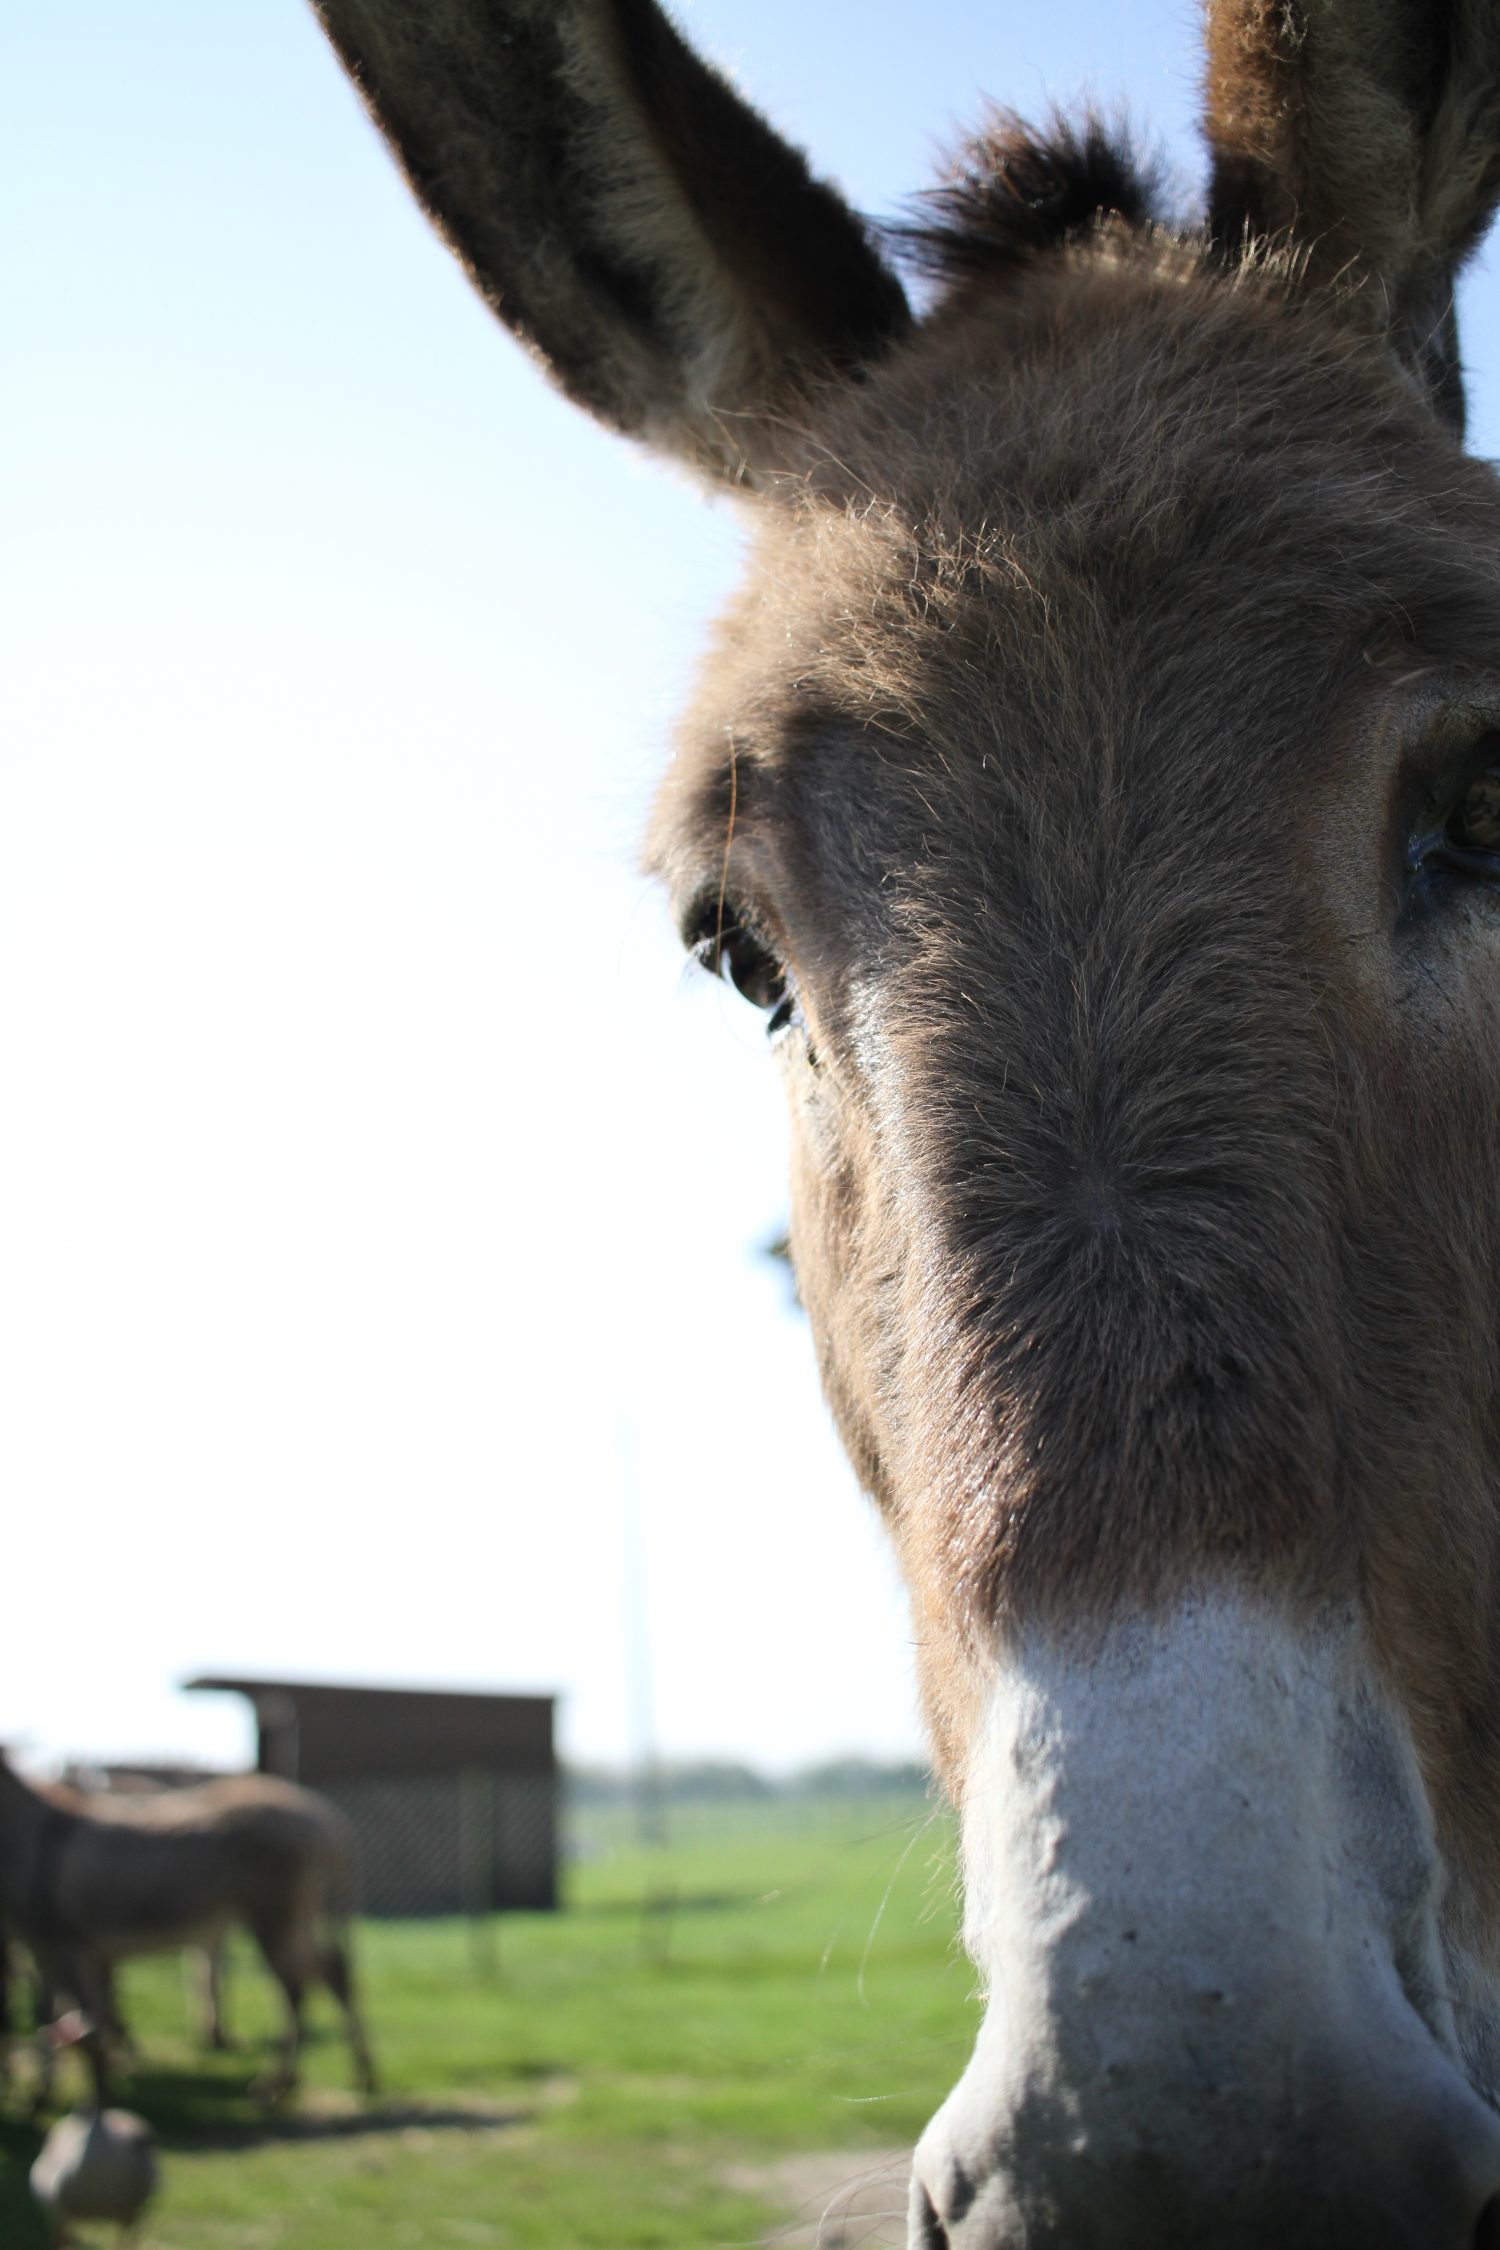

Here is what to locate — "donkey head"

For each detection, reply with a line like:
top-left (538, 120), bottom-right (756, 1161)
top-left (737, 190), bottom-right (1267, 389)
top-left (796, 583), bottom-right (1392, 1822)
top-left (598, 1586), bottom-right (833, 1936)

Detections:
top-left (311, 3), bottom-right (1500, 2242)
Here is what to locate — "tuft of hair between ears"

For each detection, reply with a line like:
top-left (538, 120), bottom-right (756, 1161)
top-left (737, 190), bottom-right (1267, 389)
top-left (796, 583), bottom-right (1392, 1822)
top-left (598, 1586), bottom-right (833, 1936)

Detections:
top-left (892, 111), bottom-right (1165, 287)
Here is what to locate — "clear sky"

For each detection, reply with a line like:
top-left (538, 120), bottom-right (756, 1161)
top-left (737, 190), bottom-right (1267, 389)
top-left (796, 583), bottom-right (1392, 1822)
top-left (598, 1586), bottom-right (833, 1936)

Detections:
top-left (5, 3), bottom-right (1499, 1779)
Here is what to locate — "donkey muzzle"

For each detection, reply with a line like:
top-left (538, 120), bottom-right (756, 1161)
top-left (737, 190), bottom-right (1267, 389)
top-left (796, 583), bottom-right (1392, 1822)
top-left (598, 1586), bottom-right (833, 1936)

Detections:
top-left (907, 1595), bottom-right (1500, 2248)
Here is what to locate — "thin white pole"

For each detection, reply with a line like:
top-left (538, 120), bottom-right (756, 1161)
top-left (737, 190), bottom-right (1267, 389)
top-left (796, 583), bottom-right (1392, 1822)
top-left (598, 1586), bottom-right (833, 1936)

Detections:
top-left (616, 1412), bottom-right (667, 1848)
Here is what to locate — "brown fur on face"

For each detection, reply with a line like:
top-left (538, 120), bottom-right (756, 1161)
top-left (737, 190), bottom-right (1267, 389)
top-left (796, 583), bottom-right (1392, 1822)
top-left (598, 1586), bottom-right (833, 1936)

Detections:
top-left (306, 0), bottom-right (1500, 1939)
top-left (652, 242), bottom-right (1500, 1831)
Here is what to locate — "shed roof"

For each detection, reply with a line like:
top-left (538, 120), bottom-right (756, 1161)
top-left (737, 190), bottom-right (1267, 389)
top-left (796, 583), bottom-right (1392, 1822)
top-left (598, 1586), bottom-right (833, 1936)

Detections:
top-left (185, 1676), bottom-right (556, 1783)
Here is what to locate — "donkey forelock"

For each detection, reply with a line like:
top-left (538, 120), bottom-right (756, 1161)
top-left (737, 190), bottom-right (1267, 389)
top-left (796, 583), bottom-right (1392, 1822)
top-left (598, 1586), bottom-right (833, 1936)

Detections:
top-left (308, 2), bottom-right (1500, 2241)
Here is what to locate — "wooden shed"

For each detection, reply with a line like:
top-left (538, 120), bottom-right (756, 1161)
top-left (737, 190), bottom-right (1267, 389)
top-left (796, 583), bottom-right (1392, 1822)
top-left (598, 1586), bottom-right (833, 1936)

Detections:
top-left (185, 1676), bottom-right (558, 1916)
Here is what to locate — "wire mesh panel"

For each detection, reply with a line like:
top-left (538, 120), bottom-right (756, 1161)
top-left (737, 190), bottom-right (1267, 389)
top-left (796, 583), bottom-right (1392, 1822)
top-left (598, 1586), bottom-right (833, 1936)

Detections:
top-left (323, 1771), bottom-right (557, 1915)
top-left (494, 1774), bottom-right (557, 1909)
top-left (323, 1775), bottom-right (463, 1916)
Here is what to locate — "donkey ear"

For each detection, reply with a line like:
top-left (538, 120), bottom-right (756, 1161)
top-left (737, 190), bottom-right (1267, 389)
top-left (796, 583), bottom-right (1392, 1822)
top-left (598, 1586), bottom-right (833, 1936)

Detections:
top-left (1203, 0), bottom-right (1500, 432)
top-left (308, 0), bottom-right (910, 483)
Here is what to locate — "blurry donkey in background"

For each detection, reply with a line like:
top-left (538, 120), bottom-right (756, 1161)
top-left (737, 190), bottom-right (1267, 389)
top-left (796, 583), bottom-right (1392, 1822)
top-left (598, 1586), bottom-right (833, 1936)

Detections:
top-left (307, 1), bottom-right (1500, 2243)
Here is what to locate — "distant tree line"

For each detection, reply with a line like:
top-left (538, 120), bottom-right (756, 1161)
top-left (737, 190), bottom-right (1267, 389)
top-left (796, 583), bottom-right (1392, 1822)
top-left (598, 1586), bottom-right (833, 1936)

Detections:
top-left (563, 1756), bottom-right (931, 1806)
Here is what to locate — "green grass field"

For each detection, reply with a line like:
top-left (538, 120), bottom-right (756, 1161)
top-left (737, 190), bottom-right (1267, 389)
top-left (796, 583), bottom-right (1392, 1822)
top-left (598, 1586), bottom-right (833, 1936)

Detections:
top-left (1, 1798), bottom-right (973, 2248)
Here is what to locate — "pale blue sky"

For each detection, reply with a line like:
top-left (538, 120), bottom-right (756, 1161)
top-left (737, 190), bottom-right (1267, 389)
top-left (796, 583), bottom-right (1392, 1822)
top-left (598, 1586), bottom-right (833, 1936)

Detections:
top-left (4, 3), bottom-right (1498, 1776)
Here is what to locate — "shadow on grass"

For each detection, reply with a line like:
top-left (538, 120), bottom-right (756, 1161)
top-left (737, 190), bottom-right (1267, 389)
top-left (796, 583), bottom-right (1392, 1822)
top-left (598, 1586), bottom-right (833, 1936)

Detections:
top-left (150, 2092), bottom-right (533, 2154)
top-left (0, 2086), bottom-right (533, 2250)
top-left (4, 2069), bottom-right (534, 2147)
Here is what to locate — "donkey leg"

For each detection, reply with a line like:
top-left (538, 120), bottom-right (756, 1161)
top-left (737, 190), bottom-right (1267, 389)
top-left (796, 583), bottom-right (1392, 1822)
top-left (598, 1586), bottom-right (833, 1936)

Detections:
top-left (26, 1945), bottom-right (63, 2111)
top-left (191, 1943), bottom-right (231, 2051)
top-left (97, 1961), bottom-right (136, 2060)
top-left (255, 1969), bottom-right (304, 2103)
top-left (67, 1955), bottom-right (120, 2108)
top-left (248, 1924), bottom-right (307, 2103)
top-left (319, 1931), bottom-right (377, 2095)
top-left (28, 1944), bottom-right (111, 2111)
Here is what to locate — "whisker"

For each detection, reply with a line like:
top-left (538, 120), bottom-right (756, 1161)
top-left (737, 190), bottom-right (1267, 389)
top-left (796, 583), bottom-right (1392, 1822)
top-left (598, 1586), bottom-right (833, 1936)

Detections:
top-left (857, 1809), bottom-right (943, 2006)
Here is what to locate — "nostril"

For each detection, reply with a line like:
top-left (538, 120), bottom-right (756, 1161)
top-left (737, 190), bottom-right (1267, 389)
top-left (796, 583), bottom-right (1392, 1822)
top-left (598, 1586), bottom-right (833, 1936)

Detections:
top-left (908, 2174), bottom-right (950, 2248)
top-left (1476, 2195), bottom-right (1500, 2250)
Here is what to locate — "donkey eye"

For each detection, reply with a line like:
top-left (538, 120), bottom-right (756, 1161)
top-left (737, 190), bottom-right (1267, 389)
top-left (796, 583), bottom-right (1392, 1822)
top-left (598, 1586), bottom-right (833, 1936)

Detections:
top-left (694, 919), bottom-right (792, 1032)
top-left (718, 928), bottom-right (789, 1018)
top-left (1446, 765), bottom-right (1500, 857)
top-left (1406, 738), bottom-right (1500, 898)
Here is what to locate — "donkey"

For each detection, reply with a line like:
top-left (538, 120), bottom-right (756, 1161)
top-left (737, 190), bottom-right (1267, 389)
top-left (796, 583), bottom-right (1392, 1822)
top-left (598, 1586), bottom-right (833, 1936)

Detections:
top-left (304, 1), bottom-right (1500, 2242)
top-left (0, 1753), bottom-right (376, 2103)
